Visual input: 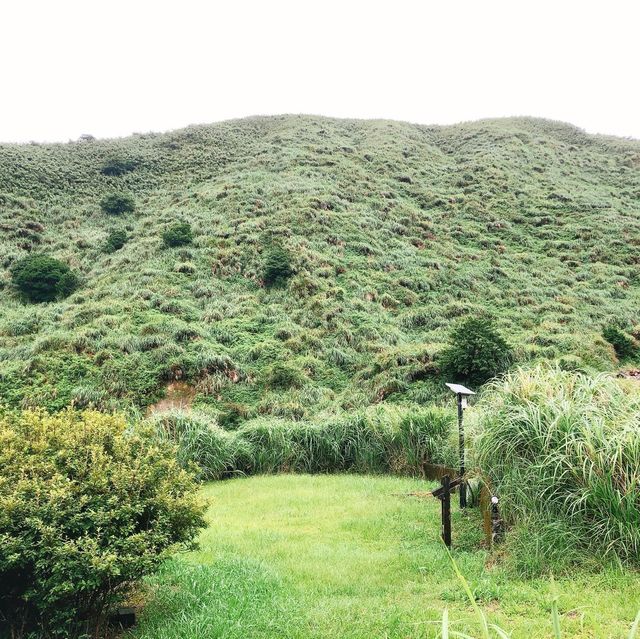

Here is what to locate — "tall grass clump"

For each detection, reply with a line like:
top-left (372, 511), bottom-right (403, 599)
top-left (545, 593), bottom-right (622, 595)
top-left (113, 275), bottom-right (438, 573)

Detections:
top-left (474, 365), bottom-right (640, 574)
top-left (150, 410), bottom-right (248, 480)
top-left (149, 406), bottom-right (457, 478)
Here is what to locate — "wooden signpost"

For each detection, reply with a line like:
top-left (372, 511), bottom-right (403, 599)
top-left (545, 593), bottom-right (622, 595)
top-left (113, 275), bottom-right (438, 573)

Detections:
top-left (431, 474), bottom-right (462, 547)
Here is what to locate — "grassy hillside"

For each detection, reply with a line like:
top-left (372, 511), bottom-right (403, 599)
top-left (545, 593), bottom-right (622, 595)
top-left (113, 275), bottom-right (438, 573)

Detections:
top-left (0, 115), bottom-right (639, 418)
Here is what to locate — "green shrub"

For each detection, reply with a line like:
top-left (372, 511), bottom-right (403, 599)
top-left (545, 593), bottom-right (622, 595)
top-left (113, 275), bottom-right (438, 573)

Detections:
top-left (602, 324), bottom-right (638, 360)
top-left (11, 255), bottom-right (79, 303)
top-left (163, 222), bottom-right (193, 247)
top-left (100, 157), bottom-right (137, 176)
top-left (474, 365), bottom-right (640, 574)
top-left (104, 229), bottom-right (128, 253)
top-left (0, 409), bottom-right (206, 638)
top-left (262, 244), bottom-right (293, 287)
top-left (100, 192), bottom-right (135, 215)
top-left (439, 317), bottom-right (513, 387)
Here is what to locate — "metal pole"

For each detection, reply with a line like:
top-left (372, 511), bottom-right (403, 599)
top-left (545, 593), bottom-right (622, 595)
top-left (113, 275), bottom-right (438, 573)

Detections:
top-left (490, 496), bottom-right (502, 545)
top-left (457, 394), bottom-right (466, 508)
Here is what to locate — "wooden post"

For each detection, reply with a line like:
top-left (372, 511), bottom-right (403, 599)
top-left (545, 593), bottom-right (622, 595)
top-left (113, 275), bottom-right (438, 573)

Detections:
top-left (441, 474), bottom-right (452, 547)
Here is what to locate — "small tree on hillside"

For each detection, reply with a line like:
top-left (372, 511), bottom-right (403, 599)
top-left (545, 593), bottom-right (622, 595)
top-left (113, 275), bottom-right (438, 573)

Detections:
top-left (263, 244), bottom-right (293, 287)
top-left (100, 157), bottom-right (137, 176)
top-left (439, 317), bottom-right (513, 387)
top-left (11, 255), bottom-right (79, 303)
top-left (100, 193), bottom-right (135, 215)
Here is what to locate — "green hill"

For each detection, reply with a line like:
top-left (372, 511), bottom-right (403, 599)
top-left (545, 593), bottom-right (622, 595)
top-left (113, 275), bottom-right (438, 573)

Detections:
top-left (0, 115), bottom-right (638, 419)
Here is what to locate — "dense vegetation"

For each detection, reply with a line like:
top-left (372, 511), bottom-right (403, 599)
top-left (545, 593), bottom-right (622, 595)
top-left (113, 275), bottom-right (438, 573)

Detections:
top-left (0, 409), bottom-right (205, 638)
top-left (149, 405), bottom-right (457, 479)
top-left (1, 115), bottom-right (639, 418)
top-left (475, 365), bottom-right (640, 575)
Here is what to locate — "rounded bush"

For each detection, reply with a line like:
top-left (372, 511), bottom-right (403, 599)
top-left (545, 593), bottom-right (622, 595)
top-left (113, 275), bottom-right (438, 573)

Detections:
top-left (439, 317), bottom-right (513, 387)
top-left (0, 409), bottom-right (206, 637)
top-left (104, 229), bottom-right (128, 253)
top-left (11, 255), bottom-right (79, 303)
top-left (100, 192), bottom-right (135, 215)
top-left (163, 222), bottom-right (193, 247)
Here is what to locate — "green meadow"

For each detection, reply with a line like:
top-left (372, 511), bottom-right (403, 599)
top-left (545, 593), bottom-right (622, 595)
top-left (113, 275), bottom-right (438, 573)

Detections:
top-left (129, 475), bottom-right (640, 639)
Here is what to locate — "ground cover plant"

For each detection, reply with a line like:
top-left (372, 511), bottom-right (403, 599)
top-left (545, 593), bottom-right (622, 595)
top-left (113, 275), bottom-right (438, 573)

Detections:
top-left (0, 409), bottom-right (206, 638)
top-left (0, 115), bottom-right (638, 418)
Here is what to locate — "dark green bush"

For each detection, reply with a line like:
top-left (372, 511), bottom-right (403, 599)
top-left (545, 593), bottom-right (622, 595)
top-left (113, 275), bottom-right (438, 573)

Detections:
top-left (100, 193), bottom-right (135, 215)
top-left (100, 157), bottom-right (137, 176)
top-left (602, 325), bottom-right (638, 360)
top-left (104, 229), bottom-right (128, 253)
top-left (11, 255), bottom-right (79, 303)
top-left (263, 244), bottom-right (293, 287)
top-left (0, 409), bottom-right (206, 638)
top-left (439, 317), bottom-right (513, 387)
top-left (163, 222), bottom-right (193, 247)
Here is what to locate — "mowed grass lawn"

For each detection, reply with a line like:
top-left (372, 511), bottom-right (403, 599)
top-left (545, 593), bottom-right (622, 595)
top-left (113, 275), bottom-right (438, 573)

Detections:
top-left (129, 475), bottom-right (640, 639)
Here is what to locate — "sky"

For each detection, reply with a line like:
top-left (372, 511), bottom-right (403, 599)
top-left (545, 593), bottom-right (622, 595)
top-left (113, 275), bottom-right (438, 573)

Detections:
top-left (1, 0), bottom-right (638, 143)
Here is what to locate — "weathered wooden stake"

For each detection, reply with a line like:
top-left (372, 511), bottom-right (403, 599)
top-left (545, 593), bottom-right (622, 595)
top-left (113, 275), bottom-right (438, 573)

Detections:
top-left (432, 474), bottom-right (461, 547)
top-left (441, 474), bottom-right (452, 547)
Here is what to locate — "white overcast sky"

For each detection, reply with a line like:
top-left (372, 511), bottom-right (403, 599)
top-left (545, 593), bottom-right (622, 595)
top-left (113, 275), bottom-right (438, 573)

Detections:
top-left (1, 0), bottom-right (638, 142)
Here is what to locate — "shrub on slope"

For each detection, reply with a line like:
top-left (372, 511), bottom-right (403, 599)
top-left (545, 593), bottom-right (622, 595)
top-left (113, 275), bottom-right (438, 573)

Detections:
top-left (104, 228), bottom-right (128, 253)
top-left (162, 222), bottom-right (193, 247)
top-left (262, 244), bottom-right (293, 287)
top-left (440, 317), bottom-right (513, 387)
top-left (11, 254), bottom-right (78, 302)
top-left (100, 192), bottom-right (135, 215)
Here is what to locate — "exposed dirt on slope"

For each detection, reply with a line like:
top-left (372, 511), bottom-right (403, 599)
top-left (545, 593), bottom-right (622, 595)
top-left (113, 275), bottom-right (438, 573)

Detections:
top-left (146, 382), bottom-right (196, 415)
